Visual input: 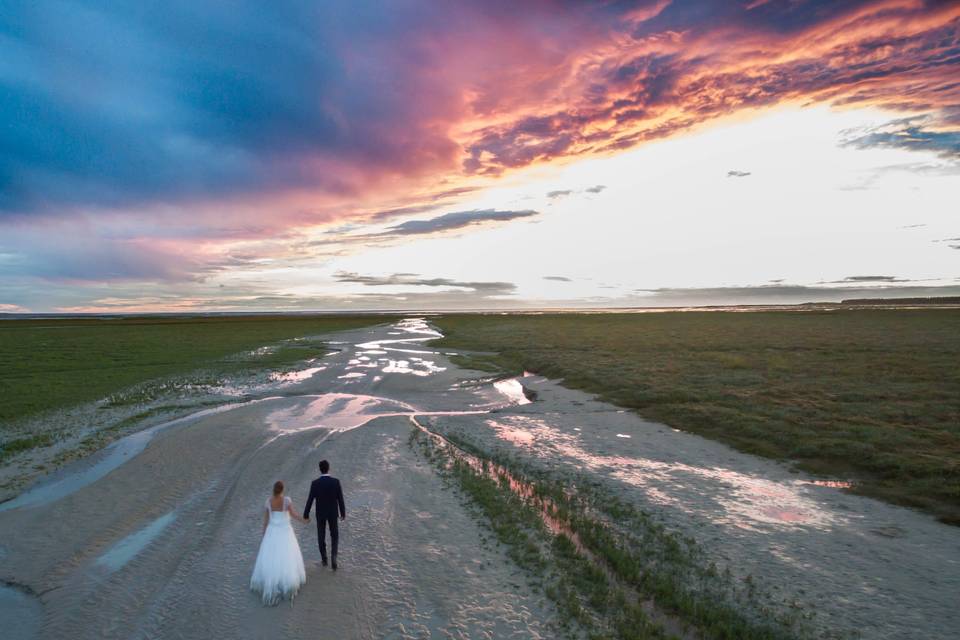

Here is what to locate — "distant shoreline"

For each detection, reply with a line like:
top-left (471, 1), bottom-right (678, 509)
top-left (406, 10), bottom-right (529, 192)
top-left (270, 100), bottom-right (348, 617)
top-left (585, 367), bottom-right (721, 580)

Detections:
top-left (4, 296), bottom-right (960, 319)
top-left (838, 296), bottom-right (960, 305)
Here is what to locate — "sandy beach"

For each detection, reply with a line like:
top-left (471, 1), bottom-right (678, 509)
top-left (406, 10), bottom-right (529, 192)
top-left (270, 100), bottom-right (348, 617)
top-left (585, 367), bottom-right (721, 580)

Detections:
top-left (1, 318), bottom-right (958, 639)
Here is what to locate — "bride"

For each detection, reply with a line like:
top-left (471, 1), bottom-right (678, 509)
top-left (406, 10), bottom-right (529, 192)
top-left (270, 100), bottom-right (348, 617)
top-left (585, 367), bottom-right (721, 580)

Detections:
top-left (250, 480), bottom-right (308, 605)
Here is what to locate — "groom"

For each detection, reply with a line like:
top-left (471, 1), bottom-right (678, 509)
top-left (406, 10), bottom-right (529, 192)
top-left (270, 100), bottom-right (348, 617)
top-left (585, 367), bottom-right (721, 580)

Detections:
top-left (303, 459), bottom-right (346, 570)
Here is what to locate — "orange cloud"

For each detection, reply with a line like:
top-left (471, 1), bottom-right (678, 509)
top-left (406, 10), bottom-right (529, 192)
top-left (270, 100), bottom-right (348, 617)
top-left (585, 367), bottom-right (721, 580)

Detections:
top-left (459, 1), bottom-right (960, 175)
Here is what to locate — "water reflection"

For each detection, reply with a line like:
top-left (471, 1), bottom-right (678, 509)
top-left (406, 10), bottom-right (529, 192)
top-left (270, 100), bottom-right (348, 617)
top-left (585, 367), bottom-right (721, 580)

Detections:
top-left (487, 416), bottom-right (844, 531)
top-left (381, 358), bottom-right (446, 377)
top-left (800, 479), bottom-right (853, 489)
top-left (394, 317), bottom-right (442, 337)
top-left (410, 416), bottom-right (586, 551)
top-left (268, 366), bottom-right (326, 383)
top-left (267, 394), bottom-right (414, 433)
top-left (265, 393), bottom-right (486, 435)
top-left (493, 378), bottom-right (531, 405)
top-left (96, 510), bottom-right (177, 572)
top-left (355, 318), bottom-right (443, 359)
top-left (381, 346), bottom-right (435, 355)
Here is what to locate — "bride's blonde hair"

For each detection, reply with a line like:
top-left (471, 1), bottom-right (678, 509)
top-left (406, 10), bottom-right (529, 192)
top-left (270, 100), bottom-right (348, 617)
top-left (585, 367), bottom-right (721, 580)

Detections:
top-left (273, 480), bottom-right (284, 495)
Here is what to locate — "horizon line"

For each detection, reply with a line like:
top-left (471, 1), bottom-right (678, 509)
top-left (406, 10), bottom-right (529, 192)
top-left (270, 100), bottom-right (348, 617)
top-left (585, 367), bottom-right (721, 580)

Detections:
top-left (4, 298), bottom-right (960, 319)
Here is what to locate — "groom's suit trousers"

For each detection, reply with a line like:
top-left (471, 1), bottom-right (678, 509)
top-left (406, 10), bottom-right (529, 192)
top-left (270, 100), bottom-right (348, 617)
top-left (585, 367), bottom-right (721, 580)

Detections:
top-left (317, 515), bottom-right (339, 560)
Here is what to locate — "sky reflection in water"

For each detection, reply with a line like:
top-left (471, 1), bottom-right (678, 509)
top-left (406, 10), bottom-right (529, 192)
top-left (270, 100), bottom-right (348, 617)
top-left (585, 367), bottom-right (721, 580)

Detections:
top-left (487, 415), bottom-right (845, 532)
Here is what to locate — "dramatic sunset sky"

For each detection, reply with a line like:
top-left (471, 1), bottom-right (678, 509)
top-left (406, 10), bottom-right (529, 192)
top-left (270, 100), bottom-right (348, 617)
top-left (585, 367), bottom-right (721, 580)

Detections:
top-left (2, 1), bottom-right (958, 312)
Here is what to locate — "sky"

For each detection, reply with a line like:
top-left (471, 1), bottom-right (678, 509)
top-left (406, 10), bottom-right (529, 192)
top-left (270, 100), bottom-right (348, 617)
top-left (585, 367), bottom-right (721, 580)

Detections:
top-left (1, 0), bottom-right (959, 313)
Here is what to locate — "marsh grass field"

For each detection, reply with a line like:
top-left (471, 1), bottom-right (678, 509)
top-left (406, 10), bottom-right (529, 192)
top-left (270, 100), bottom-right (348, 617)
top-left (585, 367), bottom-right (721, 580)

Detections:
top-left (0, 315), bottom-right (394, 460)
top-left (3, 309), bottom-right (958, 524)
top-left (432, 310), bottom-right (960, 524)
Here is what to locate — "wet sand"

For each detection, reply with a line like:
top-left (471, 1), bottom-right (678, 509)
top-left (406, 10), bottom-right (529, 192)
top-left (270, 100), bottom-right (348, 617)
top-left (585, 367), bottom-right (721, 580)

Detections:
top-left (1, 319), bottom-right (958, 639)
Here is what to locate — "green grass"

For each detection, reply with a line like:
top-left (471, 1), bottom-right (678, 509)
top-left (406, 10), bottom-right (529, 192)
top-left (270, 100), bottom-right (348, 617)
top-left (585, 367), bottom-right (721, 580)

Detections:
top-left (410, 425), bottom-right (808, 639)
top-left (0, 433), bottom-right (56, 463)
top-left (432, 310), bottom-right (960, 524)
top-left (0, 314), bottom-right (392, 429)
top-left (409, 427), bottom-right (663, 639)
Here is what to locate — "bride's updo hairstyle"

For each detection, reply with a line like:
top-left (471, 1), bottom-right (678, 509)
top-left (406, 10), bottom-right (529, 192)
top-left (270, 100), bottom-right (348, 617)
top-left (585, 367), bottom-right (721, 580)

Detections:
top-left (273, 480), bottom-right (284, 496)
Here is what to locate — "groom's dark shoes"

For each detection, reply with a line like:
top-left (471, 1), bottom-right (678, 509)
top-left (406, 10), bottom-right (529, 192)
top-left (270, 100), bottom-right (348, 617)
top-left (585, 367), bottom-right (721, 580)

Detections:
top-left (321, 557), bottom-right (328, 567)
top-left (332, 559), bottom-right (338, 571)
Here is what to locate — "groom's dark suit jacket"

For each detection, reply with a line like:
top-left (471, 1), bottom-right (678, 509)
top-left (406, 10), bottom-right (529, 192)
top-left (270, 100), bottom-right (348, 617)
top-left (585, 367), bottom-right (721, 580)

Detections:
top-left (304, 475), bottom-right (346, 520)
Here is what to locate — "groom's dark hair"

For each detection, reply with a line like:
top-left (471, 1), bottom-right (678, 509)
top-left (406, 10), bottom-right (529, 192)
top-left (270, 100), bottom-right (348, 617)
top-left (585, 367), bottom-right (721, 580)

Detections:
top-left (319, 459), bottom-right (330, 474)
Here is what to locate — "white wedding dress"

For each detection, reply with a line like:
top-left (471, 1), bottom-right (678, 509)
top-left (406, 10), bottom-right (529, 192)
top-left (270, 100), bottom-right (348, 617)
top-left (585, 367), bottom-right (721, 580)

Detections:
top-left (250, 496), bottom-right (306, 605)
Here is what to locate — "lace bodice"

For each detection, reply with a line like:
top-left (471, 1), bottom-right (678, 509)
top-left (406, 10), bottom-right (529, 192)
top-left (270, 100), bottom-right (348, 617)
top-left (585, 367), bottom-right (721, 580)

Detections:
top-left (266, 496), bottom-right (291, 525)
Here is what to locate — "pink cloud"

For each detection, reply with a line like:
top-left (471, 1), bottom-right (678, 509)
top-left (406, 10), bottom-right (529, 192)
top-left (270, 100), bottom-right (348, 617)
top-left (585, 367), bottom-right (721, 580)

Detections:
top-left (2, 0), bottom-right (958, 293)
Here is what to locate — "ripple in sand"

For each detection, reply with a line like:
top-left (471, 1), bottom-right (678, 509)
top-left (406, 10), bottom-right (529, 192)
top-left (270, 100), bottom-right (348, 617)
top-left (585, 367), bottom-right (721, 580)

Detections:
top-left (0, 583), bottom-right (42, 640)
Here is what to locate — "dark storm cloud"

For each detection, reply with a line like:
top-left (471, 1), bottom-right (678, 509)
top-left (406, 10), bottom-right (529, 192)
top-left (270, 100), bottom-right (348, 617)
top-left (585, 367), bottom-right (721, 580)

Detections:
top-left (836, 275), bottom-right (906, 283)
top-left (2, 2), bottom-right (328, 213)
top-left (544, 276), bottom-right (572, 282)
top-left (0, 1), bottom-right (481, 216)
top-left (547, 186), bottom-right (608, 200)
top-left (842, 117), bottom-right (960, 159)
top-left (634, 283), bottom-right (960, 305)
top-left (365, 187), bottom-right (482, 222)
top-left (382, 209), bottom-right (539, 236)
top-left (303, 208), bottom-right (541, 256)
top-left (727, 170), bottom-right (751, 178)
top-left (333, 271), bottom-right (515, 296)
